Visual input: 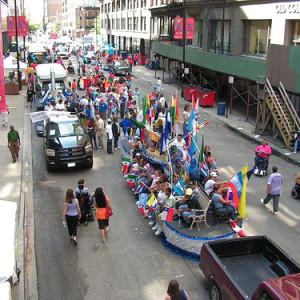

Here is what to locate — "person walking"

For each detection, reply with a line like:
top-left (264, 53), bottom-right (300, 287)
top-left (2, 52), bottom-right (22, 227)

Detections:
top-left (105, 119), bottom-right (113, 154)
top-left (87, 117), bottom-right (98, 149)
top-left (7, 125), bottom-right (20, 163)
top-left (0, 103), bottom-right (9, 127)
top-left (93, 187), bottom-right (112, 244)
top-left (155, 77), bottom-right (161, 93)
top-left (165, 279), bottom-right (190, 300)
top-left (62, 189), bottom-right (81, 246)
top-left (260, 166), bottom-right (283, 215)
top-left (26, 85), bottom-right (34, 108)
top-left (112, 117), bottom-right (120, 151)
top-left (95, 114), bottom-right (105, 149)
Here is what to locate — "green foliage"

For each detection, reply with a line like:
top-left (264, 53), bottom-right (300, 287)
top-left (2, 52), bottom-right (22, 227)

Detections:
top-left (29, 23), bottom-right (40, 32)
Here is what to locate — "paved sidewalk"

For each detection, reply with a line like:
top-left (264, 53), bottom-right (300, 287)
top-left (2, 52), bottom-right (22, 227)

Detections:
top-left (0, 89), bottom-right (37, 299)
top-left (133, 65), bottom-right (300, 166)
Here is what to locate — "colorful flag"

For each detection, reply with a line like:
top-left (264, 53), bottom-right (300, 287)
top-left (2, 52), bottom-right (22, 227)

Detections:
top-left (121, 157), bottom-right (131, 174)
top-left (139, 192), bottom-right (148, 206)
top-left (161, 206), bottom-right (175, 221)
top-left (138, 205), bottom-right (145, 214)
top-left (227, 164), bottom-right (248, 219)
top-left (173, 178), bottom-right (185, 195)
top-left (134, 181), bottom-right (147, 194)
top-left (159, 109), bottom-right (170, 155)
top-left (126, 174), bottom-right (138, 187)
top-left (200, 161), bottom-right (208, 179)
top-left (187, 106), bottom-right (197, 157)
top-left (170, 95), bottom-right (180, 122)
top-left (198, 134), bottom-right (204, 163)
top-left (142, 96), bottom-right (146, 124)
top-left (146, 194), bottom-right (156, 207)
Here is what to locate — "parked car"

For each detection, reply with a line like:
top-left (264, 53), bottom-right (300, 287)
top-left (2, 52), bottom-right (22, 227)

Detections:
top-left (43, 114), bottom-right (93, 171)
top-left (200, 235), bottom-right (300, 300)
top-left (109, 60), bottom-right (130, 76)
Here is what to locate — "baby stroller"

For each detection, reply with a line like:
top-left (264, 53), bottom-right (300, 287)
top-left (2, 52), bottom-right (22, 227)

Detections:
top-left (76, 187), bottom-right (95, 226)
top-left (291, 173), bottom-right (300, 200)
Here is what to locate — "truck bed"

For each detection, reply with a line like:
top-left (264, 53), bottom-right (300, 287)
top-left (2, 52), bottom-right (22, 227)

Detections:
top-left (221, 253), bottom-right (278, 296)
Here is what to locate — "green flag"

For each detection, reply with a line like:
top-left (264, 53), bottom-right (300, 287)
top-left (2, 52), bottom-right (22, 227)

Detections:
top-left (198, 134), bottom-right (204, 163)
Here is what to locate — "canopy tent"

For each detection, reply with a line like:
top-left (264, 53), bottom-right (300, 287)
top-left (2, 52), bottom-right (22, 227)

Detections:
top-left (3, 56), bottom-right (27, 77)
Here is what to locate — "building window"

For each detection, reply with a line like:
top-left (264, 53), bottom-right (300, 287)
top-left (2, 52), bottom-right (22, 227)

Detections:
top-left (140, 17), bottom-right (146, 31)
top-left (209, 20), bottom-right (230, 53)
top-left (133, 17), bottom-right (138, 30)
top-left (101, 19), bottom-right (103, 28)
top-left (187, 20), bottom-right (203, 48)
top-left (116, 19), bottom-right (120, 30)
top-left (291, 21), bottom-right (300, 46)
top-left (121, 18), bottom-right (126, 30)
top-left (128, 0), bottom-right (133, 9)
top-left (134, 0), bottom-right (138, 9)
top-left (104, 4), bottom-right (107, 13)
top-left (243, 20), bottom-right (271, 56)
top-left (108, 3), bottom-right (111, 12)
top-left (128, 18), bottom-right (132, 30)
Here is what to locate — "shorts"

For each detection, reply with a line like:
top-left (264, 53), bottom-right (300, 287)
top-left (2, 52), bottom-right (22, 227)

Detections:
top-left (97, 219), bottom-right (109, 229)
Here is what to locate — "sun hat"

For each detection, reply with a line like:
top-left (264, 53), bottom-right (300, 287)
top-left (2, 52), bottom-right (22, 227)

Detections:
top-left (210, 172), bottom-right (218, 178)
top-left (185, 188), bottom-right (193, 196)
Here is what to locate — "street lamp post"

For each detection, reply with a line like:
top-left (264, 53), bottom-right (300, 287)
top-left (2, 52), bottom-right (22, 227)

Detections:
top-left (14, 0), bottom-right (22, 90)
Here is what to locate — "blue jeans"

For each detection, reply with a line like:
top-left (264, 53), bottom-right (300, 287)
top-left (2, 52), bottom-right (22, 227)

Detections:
top-left (255, 156), bottom-right (268, 172)
top-left (216, 205), bottom-right (236, 220)
top-left (294, 139), bottom-right (299, 153)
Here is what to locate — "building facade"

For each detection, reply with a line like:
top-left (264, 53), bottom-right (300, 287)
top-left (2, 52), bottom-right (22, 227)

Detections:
top-left (45, 0), bottom-right (63, 24)
top-left (62, 0), bottom-right (99, 39)
top-left (1, 0), bottom-right (9, 53)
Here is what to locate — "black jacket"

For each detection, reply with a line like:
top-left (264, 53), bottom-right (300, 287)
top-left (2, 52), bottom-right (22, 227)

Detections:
top-left (112, 122), bottom-right (120, 137)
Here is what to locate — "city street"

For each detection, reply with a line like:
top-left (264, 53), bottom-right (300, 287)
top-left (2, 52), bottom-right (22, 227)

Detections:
top-left (31, 65), bottom-right (300, 300)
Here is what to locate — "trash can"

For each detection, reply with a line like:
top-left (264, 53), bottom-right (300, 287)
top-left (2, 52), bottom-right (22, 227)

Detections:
top-left (217, 102), bottom-right (226, 116)
top-left (196, 88), bottom-right (215, 107)
top-left (183, 85), bottom-right (199, 101)
top-left (120, 51), bottom-right (128, 59)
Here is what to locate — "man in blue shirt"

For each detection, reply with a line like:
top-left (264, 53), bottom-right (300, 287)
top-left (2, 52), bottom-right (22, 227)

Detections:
top-left (119, 93), bottom-right (127, 119)
top-left (99, 99), bottom-right (108, 121)
top-left (119, 114), bottom-right (133, 135)
top-left (184, 158), bottom-right (200, 181)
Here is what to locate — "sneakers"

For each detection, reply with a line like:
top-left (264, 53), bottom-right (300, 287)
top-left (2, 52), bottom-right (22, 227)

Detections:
top-left (260, 170), bottom-right (264, 176)
top-left (294, 150), bottom-right (297, 154)
top-left (254, 169), bottom-right (258, 175)
top-left (152, 224), bottom-right (158, 231)
top-left (260, 198), bottom-right (265, 207)
top-left (114, 148), bottom-right (118, 150)
top-left (149, 221), bottom-right (155, 225)
top-left (155, 227), bottom-right (163, 235)
top-left (117, 146), bottom-right (120, 149)
top-left (273, 212), bottom-right (278, 215)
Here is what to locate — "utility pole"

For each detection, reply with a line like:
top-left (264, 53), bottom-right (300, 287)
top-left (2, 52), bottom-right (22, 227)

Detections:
top-left (181, 0), bottom-right (186, 96)
top-left (221, 0), bottom-right (225, 54)
top-left (14, 0), bottom-right (22, 90)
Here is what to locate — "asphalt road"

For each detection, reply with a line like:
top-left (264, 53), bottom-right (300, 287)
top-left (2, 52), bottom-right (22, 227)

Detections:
top-left (32, 62), bottom-right (300, 300)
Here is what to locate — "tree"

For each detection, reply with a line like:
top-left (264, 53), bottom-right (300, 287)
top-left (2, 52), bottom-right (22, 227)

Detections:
top-left (29, 23), bottom-right (40, 33)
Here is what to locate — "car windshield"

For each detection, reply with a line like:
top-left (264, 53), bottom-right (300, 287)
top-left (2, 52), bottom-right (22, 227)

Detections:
top-left (116, 61), bottom-right (129, 67)
top-left (57, 47), bottom-right (68, 52)
top-left (42, 81), bottom-right (65, 92)
top-left (48, 120), bottom-right (85, 137)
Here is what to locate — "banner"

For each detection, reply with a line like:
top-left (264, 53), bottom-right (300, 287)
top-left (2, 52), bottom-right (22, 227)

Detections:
top-left (0, 4), bottom-right (6, 110)
top-left (174, 17), bottom-right (183, 40)
top-left (186, 18), bottom-right (195, 39)
top-left (174, 17), bottom-right (195, 40)
top-left (6, 16), bottom-right (28, 37)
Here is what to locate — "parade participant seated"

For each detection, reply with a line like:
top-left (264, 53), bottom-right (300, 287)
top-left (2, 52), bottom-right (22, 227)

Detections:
top-left (152, 187), bottom-right (176, 236)
top-left (207, 157), bottom-right (217, 172)
top-left (254, 140), bottom-right (272, 175)
top-left (44, 102), bottom-right (53, 111)
top-left (173, 159), bottom-right (184, 183)
top-left (120, 114), bottom-right (133, 135)
top-left (204, 172), bottom-right (226, 196)
top-left (172, 134), bottom-right (186, 152)
top-left (184, 158), bottom-right (200, 182)
top-left (176, 188), bottom-right (201, 227)
top-left (211, 186), bottom-right (237, 220)
top-left (169, 145), bottom-right (183, 166)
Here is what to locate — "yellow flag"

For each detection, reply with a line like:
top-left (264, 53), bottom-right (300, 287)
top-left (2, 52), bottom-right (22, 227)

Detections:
top-left (147, 194), bottom-right (155, 207)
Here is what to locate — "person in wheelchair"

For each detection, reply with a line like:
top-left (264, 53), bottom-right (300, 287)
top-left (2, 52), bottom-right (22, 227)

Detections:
top-left (291, 172), bottom-right (300, 200)
top-left (75, 179), bottom-right (92, 226)
top-left (254, 140), bottom-right (272, 176)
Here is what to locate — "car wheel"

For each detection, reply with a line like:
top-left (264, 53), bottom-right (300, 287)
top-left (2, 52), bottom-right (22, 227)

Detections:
top-left (86, 159), bottom-right (93, 169)
top-left (46, 161), bottom-right (54, 172)
top-left (210, 282), bottom-right (221, 300)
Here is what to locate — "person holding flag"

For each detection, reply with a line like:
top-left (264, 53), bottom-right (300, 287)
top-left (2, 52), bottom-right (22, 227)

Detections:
top-left (152, 187), bottom-right (176, 236)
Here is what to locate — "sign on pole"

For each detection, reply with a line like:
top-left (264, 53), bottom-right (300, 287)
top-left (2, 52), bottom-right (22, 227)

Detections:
top-left (6, 16), bottom-right (28, 37)
top-left (174, 17), bottom-right (195, 40)
top-left (0, 5), bottom-right (7, 110)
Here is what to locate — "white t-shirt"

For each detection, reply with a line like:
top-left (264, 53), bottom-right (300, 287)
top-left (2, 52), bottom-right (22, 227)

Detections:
top-left (204, 179), bottom-right (215, 195)
top-left (55, 103), bottom-right (65, 111)
top-left (157, 190), bottom-right (167, 204)
top-left (183, 111), bottom-right (190, 123)
top-left (173, 138), bottom-right (186, 152)
top-left (80, 98), bottom-right (89, 106)
top-left (137, 110), bottom-right (143, 123)
top-left (105, 124), bottom-right (113, 139)
top-left (44, 105), bottom-right (53, 111)
top-left (159, 97), bottom-right (166, 108)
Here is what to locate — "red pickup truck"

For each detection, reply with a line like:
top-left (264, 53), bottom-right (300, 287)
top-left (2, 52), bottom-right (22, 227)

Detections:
top-left (200, 236), bottom-right (300, 300)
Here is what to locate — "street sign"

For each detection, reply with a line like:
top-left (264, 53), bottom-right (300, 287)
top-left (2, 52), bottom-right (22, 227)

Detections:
top-left (6, 16), bottom-right (28, 37)
top-left (82, 36), bottom-right (94, 43)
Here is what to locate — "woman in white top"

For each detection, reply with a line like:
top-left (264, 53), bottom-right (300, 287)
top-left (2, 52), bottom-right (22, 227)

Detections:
top-left (182, 104), bottom-right (191, 134)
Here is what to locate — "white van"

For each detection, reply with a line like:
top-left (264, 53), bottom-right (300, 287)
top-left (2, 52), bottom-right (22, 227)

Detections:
top-left (34, 63), bottom-right (68, 110)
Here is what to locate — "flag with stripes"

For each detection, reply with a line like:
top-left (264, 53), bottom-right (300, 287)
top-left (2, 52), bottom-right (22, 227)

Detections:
top-left (126, 174), bottom-right (138, 187)
top-left (200, 161), bottom-right (208, 179)
top-left (121, 157), bottom-right (131, 174)
top-left (161, 206), bottom-right (175, 221)
top-left (173, 178), bottom-right (184, 195)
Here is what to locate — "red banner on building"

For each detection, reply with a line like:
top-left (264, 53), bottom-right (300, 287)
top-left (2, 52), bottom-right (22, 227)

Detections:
top-left (174, 17), bottom-right (183, 40)
top-left (186, 18), bottom-right (195, 40)
top-left (174, 17), bottom-right (195, 40)
top-left (7, 16), bottom-right (28, 37)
